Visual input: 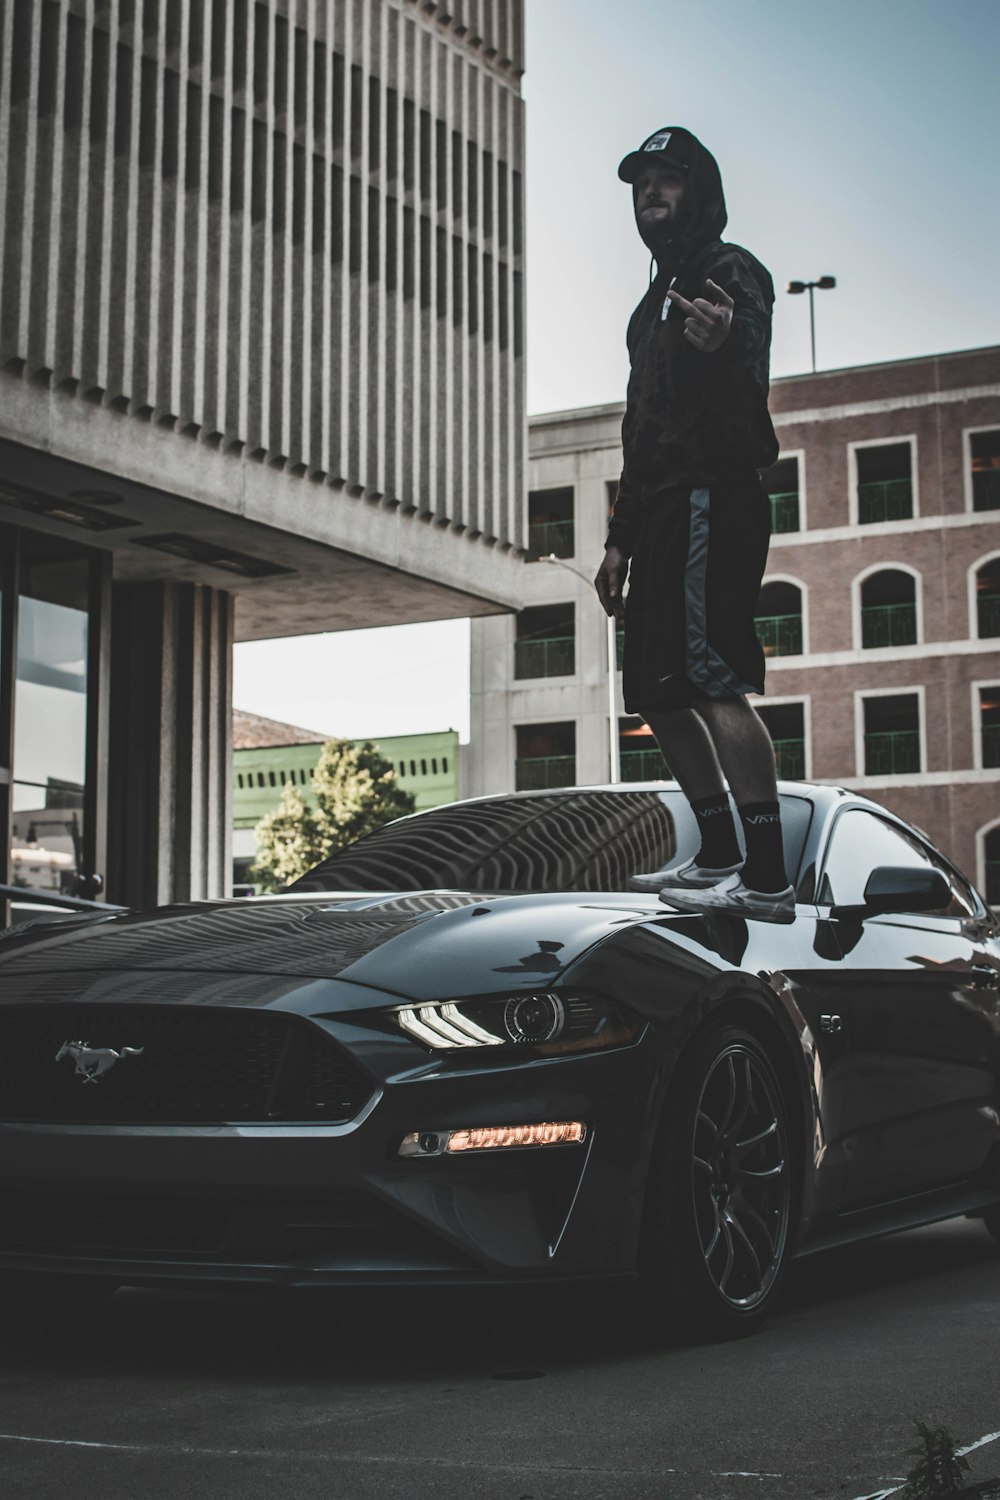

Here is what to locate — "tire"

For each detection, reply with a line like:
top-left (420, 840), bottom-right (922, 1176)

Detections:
top-left (638, 1023), bottom-right (795, 1343)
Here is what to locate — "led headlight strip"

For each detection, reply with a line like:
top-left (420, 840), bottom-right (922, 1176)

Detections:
top-left (396, 1003), bottom-right (504, 1049)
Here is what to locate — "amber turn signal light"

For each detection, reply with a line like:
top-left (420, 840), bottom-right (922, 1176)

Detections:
top-left (398, 1121), bottom-right (587, 1157)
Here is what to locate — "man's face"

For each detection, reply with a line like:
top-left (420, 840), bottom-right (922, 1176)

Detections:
top-left (633, 160), bottom-right (686, 243)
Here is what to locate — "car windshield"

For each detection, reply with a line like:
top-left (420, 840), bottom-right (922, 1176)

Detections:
top-left (287, 789), bottom-right (814, 895)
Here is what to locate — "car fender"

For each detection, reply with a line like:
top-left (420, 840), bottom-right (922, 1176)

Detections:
top-left (562, 918), bottom-right (821, 1238)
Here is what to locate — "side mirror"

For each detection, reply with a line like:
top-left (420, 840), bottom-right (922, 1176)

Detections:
top-left (860, 865), bottom-right (951, 915)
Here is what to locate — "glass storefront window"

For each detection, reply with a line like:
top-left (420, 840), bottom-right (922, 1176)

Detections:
top-left (11, 551), bottom-right (90, 894)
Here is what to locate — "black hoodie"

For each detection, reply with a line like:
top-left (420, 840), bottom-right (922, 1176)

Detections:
top-left (606, 130), bottom-right (779, 557)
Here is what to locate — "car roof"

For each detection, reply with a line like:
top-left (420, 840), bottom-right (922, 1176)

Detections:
top-left (408, 782), bottom-right (966, 896)
top-left (435, 780), bottom-right (850, 817)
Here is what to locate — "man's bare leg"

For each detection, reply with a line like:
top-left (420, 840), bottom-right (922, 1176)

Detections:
top-left (643, 707), bottom-right (725, 802)
top-left (644, 697), bottom-right (787, 896)
top-left (641, 708), bottom-right (742, 876)
top-left (691, 697), bottom-right (778, 805)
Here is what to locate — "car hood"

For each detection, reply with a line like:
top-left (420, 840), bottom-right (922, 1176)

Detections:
top-left (0, 890), bottom-right (657, 1001)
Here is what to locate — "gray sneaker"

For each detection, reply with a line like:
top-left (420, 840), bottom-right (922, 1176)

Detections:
top-left (629, 855), bottom-right (744, 893)
top-left (659, 873), bottom-right (795, 921)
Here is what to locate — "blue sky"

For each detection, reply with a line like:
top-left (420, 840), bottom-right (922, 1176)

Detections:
top-left (234, 0), bottom-right (1000, 741)
top-left (525, 0), bottom-right (999, 410)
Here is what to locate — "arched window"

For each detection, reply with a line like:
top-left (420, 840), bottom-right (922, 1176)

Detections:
top-left (410, 760), bottom-right (417, 776)
top-left (268, 771), bottom-right (276, 786)
top-left (860, 569), bottom-right (917, 648)
top-left (976, 559), bottom-right (1000, 638)
top-left (755, 580), bottom-right (803, 657)
top-left (279, 770), bottom-right (286, 785)
top-left (257, 772), bottom-right (265, 787)
top-left (420, 758), bottom-right (428, 775)
top-left (431, 757), bottom-right (438, 773)
top-left (442, 757), bottom-right (449, 773)
top-left (236, 773), bottom-right (243, 789)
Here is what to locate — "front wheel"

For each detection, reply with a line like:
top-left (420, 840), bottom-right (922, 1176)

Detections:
top-left (638, 1023), bottom-right (794, 1342)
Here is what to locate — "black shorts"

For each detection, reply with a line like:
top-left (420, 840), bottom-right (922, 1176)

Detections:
top-left (621, 481), bottom-right (770, 716)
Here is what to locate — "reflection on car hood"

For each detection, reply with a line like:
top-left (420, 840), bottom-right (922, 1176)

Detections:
top-left (0, 890), bottom-right (655, 996)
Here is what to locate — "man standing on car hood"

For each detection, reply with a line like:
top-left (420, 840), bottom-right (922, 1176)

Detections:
top-left (595, 126), bottom-right (793, 919)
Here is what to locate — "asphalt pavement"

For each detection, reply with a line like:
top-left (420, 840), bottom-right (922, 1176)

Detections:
top-left (1, 1217), bottom-right (998, 1500)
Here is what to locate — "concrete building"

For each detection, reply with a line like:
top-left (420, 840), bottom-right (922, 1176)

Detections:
top-left (231, 708), bottom-right (459, 886)
top-left (1, 0), bottom-right (525, 914)
top-left (467, 346), bottom-right (1000, 900)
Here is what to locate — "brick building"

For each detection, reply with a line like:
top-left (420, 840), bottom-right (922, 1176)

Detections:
top-left (467, 345), bottom-right (1000, 899)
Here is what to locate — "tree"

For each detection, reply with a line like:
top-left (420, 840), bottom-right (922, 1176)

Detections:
top-left (250, 739), bottom-right (415, 894)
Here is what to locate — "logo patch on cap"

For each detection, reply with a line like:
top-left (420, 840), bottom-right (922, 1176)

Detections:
top-left (644, 131), bottom-right (672, 153)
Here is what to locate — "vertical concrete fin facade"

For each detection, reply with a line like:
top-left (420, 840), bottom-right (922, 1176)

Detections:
top-left (108, 581), bottom-right (233, 908)
top-left (0, 0), bottom-right (525, 539)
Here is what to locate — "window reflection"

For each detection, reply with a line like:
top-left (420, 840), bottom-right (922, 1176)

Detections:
top-left (291, 790), bottom-right (677, 894)
top-left (11, 553), bottom-right (89, 893)
top-left (817, 809), bottom-right (975, 916)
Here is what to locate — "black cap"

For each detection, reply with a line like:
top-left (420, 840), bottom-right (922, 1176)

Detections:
top-left (618, 127), bottom-right (693, 184)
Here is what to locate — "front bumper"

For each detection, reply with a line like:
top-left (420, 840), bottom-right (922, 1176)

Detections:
top-left (0, 1034), bottom-right (660, 1289)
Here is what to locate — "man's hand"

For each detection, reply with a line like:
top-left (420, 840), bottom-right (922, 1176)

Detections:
top-left (595, 545), bottom-right (627, 621)
top-left (666, 277), bottom-right (734, 352)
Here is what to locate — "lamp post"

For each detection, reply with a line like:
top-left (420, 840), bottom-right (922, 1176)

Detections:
top-left (786, 275), bottom-right (836, 374)
top-left (540, 553), bottom-right (620, 784)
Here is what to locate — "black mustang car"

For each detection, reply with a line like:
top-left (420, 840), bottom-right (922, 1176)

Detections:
top-left (1, 781), bottom-right (999, 1340)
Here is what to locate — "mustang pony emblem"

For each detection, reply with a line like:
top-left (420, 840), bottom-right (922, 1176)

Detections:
top-left (55, 1040), bottom-right (144, 1083)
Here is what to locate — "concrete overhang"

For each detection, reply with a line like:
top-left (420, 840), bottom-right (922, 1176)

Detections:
top-left (0, 375), bottom-right (525, 640)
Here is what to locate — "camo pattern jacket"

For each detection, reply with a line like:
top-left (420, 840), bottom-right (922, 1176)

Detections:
top-left (606, 240), bottom-right (779, 558)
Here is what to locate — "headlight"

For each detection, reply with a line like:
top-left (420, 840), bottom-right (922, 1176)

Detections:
top-left (393, 992), bottom-right (641, 1055)
top-left (504, 993), bottom-right (564, 1043)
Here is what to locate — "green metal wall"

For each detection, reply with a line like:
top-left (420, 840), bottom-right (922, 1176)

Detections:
top-left (234, 731), bottom-right (460, 833)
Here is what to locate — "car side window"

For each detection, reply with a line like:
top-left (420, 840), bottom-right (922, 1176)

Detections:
top-left (920, 846), bottom-right (980, 918)
top-left (817, 809), bottom-right (972, 916)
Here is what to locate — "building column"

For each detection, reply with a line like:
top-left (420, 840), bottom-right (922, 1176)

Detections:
top-left (107, 582), bottom-right (233, 909)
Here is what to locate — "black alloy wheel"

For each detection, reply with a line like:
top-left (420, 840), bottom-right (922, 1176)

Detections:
top-left (639, 1023), bottom-right (794, 1341)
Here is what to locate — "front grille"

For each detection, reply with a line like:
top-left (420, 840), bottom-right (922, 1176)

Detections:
top-left (0, 1006), bottom-right (373, 1124)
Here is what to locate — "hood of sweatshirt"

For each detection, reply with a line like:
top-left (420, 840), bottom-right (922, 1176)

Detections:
top-left (632, 127), bottom-right (728, 277)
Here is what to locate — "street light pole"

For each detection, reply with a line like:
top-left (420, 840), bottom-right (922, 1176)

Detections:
top-left (786, 276), bottom-right (836, 374)
top-left (540, 553), bottom-right (620, 784)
